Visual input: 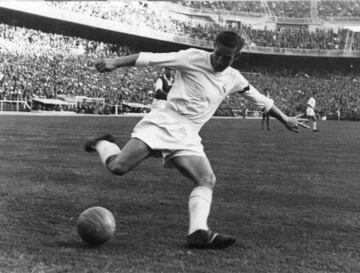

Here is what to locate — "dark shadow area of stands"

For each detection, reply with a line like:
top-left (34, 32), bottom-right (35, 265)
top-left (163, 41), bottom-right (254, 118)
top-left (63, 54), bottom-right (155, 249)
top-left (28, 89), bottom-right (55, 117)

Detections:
top-left (236, 53), bottom-right (358, 75)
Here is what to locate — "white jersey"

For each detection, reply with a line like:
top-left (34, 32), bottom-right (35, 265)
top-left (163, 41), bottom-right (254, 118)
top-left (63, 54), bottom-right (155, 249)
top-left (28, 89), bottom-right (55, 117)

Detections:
top-left (306, 97), bottom-right (316, 116)
top-left (136, 48), bottom-right (273, 130)
top-left (307, 97), bottom-right (316, 108)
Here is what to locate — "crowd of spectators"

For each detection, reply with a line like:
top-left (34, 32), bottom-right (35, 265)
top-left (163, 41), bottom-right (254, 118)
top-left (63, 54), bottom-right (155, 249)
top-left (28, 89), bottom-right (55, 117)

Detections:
top-left (0, 21), bottom-right (359, 120)
top-left (318, 1), bottom-right (360, 17)
top-left (46, 1), bottom-right (181, 37)
top-left (267, 1), bottom-right (311, 18)
top-left (181, 0), bottom-right (311, 18)
top-left (352, 32), bottom-right (360, 50)
top-left (238, 72), bottom-right (360, 120)
top-left (0, 24), bottom-right (159, 109)
top-left (180, 0), bottom-right (266, 14)
top-left (44, 1), bottom-right (359, 51)
top-left (181, 0), bottom-right (311, 17)
top-left (246, 26), bottom-right (347, 49)
top-left (181, 0), bottom-right (360, 18)
top-left (45, 1), bottom-right (226, 43)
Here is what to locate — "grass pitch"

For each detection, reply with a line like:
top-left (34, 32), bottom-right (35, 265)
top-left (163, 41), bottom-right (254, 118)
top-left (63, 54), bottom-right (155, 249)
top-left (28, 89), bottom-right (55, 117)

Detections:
top-left (0, 115), bottom-right (359, 273)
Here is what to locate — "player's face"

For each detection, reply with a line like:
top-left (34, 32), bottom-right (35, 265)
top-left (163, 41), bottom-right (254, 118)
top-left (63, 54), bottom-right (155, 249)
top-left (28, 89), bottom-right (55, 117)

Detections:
top-left (211, 43), bottom-right (240, 72)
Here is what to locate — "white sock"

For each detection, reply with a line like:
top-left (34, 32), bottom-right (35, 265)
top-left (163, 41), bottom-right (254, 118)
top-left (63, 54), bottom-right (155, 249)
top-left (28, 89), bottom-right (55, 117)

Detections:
top-left (188, 186), bottom-right (213, 234)
top-left (96, 140), bottom-right (121, 166)
top-left (313, 121), bottom-right (317, 130)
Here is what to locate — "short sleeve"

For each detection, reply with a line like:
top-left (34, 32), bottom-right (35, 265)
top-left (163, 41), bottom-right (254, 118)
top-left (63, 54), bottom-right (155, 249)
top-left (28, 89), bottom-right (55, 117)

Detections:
top-left (135, 49), bottom-right (195, 70)
top-left (228, 70), bottom-right (249, 94)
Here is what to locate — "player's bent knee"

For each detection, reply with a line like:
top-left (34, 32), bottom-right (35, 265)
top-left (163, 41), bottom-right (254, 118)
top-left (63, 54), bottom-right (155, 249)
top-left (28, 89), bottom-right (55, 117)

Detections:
top-left (107, 163), bottom-right (129, 176)
top-left (198, 173), bottom-right (216, 189)
top-left (106, 157), bottom-right (129, 176)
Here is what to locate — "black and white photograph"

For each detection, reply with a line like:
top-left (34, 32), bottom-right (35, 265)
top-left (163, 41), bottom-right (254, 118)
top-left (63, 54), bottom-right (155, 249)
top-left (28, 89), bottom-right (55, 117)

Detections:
top-left (0, 0), bottom-right (359, 272)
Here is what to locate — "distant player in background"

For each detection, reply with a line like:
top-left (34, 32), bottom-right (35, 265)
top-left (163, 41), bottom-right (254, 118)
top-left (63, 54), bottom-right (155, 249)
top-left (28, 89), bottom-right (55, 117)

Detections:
top-left (151, 67), bottom-right (174, 110)
top-left (335, 98), bottom-right (342, 121)
top-left (306, 92), bottom-right (320, 132)
top-left (86, 31), bottom-right (308, 250)
top-left (261, 88), bottom-right (271, 130)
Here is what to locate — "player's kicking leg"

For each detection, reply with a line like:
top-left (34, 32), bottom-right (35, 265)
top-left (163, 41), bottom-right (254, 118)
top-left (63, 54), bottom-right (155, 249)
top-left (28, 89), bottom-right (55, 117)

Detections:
top-left (84, 135), bottom-right (152, 175)
top-left (170, 155), bottom-right (236, 249)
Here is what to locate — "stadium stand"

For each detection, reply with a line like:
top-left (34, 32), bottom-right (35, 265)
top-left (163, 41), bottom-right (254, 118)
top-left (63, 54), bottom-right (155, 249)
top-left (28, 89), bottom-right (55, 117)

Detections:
top-left (41, 0), bottom-right (360, 51)
top-left (0, 1), bottom-right (359, 120)
top-left (181, 0), bottom-right (360, 18)
top-left (180, 1), bottom-right (267, 14)
top-left (318, 0), bottom-right (360, 17)
top-left (0, 23), bottom-right (159, 112)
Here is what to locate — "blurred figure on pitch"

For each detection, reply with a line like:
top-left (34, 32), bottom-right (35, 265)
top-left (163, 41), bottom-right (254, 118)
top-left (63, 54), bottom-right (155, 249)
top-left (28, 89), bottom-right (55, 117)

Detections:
top-left (86, 31), bottom-right (308, 250)
top-left (335, 99), bottom-right (342, 121)
top-left (261, 88), bottom-right (271, 130)
top-left (306, 91), bottom-right (320, 132)
top-left (152, 67), bottom-right (174, 110)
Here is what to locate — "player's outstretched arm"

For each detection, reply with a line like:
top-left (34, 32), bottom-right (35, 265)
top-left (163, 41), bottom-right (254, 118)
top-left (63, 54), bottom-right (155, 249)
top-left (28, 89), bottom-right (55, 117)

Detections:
top-left (268, 105), bottom-right (309, 133)
top-left (95, 54), bottom-right (140, 73)
top-left (238, 85), bottom-right (309, 133)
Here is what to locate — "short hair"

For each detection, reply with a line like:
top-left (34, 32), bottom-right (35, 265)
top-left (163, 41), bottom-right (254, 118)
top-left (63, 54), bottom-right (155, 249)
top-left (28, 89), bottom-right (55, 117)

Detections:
top-left (215, 31), bottom-right (244, 51)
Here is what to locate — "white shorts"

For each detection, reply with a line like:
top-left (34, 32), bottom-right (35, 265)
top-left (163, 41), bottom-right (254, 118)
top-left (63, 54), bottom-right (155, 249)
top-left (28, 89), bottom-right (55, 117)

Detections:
top-left (306, 107), bottom-right (315, 117)
top-left (131, 108), bottom-right (206, 166)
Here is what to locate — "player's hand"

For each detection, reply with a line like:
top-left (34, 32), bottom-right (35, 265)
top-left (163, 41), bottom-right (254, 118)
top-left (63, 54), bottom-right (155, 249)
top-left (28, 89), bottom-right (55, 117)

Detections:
top-left (283, 116), bottom-right (309, 133)
top-left (95, 58), bottom-right (118, 73)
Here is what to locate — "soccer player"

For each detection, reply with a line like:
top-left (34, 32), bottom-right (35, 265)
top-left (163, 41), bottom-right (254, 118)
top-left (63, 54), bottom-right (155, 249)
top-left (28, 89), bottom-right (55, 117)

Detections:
top-left (85, 31), bottom-right (308, 249)
top-left (261, 88), bottom-right (271, 130)
top-left (306, 92), bottom-right (320, 132)
top-left (151, 66), bottom-right (174, 110)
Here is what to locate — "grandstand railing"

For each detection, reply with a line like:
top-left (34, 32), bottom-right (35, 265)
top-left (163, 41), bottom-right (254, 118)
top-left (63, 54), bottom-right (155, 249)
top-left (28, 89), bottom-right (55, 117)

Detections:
top-left (0, 100), bottom-right (147, 115)
top-left (276, 17), bottom-right (321, 25)
top-left (320, 16), bottom-right (360, 22)
top-left (245, 45), bottom-right (360, 57)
